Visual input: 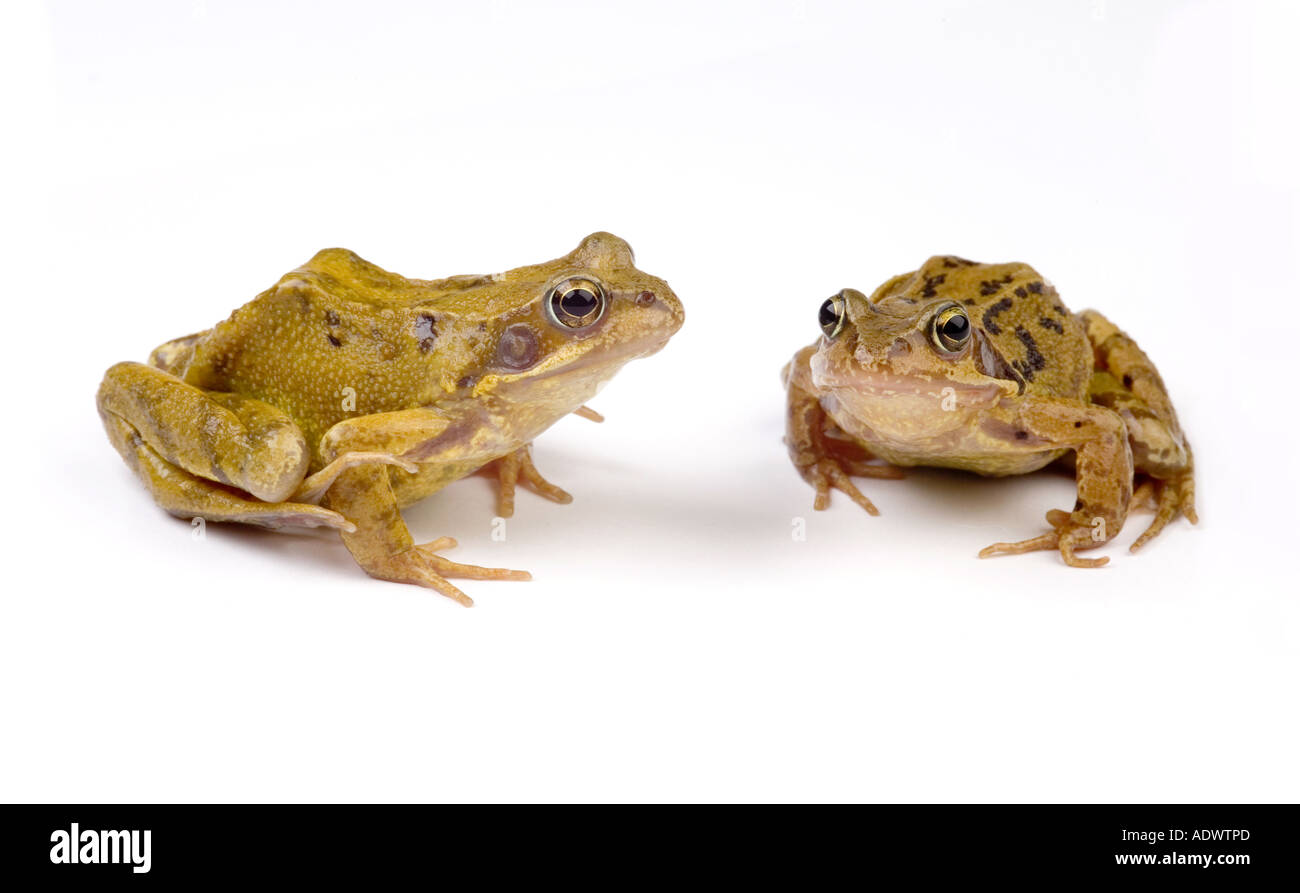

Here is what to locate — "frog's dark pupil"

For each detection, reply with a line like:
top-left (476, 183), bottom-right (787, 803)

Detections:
top-left (941, 312), bottom-right (969, 341)
top-left (559, 288), bottom-right (598, 318)
top-left (819, 299), bottom-right (841, 334)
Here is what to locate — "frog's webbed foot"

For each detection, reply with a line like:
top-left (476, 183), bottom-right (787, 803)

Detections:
top-left (291, 451), bottom-right (419, 504)
top-left (573, 404), bottom-right (604, 423)
top-left (479, 444), bottom-right (573, 518)
top-left (371, 537), bottom-right (532, 607)
top-left (1127, 472), bottom-right (1198, 552)
top-left (979, 509), bottom-right (1110, 568)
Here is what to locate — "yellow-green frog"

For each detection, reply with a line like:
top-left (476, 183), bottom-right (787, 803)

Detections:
top-left (98, 232), bottom-right (683, 604)
top-left (783, 256), bottom-right (1196, 567)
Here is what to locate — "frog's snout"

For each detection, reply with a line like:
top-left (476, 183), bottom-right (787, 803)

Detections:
top-left (854, 336), bottom-right (913, 367)
top-left (635, 284), bottom-right (685, 338)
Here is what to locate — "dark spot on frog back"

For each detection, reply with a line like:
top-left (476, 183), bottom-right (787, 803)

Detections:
top-left (974, 330), bottom-right (1026, 394)
top-left (981, 297), bottom-right (1013, 335)
top-left (979, 274), bottom-right (1014, 296)
top-left (414, 313), bottom-right (438, 353)
top-left (920, 273), bottom-right (946, 298)
top-left (1012, 325), bottom-right (1047, 381)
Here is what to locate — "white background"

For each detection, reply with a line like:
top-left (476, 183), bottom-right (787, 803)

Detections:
top-left (2, 1), bottom-right (1297, 802)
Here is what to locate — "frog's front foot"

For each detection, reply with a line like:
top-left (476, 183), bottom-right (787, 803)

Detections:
top-left (1126, 472), bottom-right (1198, 552)
top-left (979, 509), bottom-right (1111, 568)
top-left (794, 438), bottom-right (904, 515)
top-left (480, 444), bottom-right (573, 518)
top-left (364, 537), bottom-right (531, 607)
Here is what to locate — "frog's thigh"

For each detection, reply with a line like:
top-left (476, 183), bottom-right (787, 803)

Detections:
top-left (1080, 311), bottom-right (1187, 453)
top-left (1089, 370), bottom-right (1189, 479)
top-left (1080, 311), bottom-right (1171, 415)
top-left (99, 411), bottom-right (352, 531)
top-left (97, 361), bottom-right (309, 502)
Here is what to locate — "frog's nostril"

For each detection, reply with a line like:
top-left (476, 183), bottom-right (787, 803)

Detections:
top-left (887, 338), bottom-right (912, 359)
top-left (635, 290), bottom-right (656, 307)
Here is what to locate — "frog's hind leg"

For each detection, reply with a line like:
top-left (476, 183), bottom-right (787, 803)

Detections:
top-left (97, 361), bottom-right (352, 531)
top-left (1082, 310), bottom-right (1198, 552)
top-left (99, 413), bottom-right (354, 531)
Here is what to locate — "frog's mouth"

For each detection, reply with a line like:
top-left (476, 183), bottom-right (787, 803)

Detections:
top-left (822, 370), bottom-right (1003, 401)
top-left (474, 332), bottom-right (674, 397)
top-left (812, 354), bottom-right (1008, 405)
top-left (812, 365), bottom-right (1012, 442)
top-left (532, 332), bottom-right (674, 379)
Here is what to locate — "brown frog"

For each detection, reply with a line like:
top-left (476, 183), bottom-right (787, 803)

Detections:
top-left (98, 233), bottom-right (683, 604)
top-left (783, 256), bottom-right (1196, 567)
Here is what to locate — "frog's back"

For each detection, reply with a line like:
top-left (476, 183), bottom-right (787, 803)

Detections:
top-left (176, 248), bottom-right (485, 448)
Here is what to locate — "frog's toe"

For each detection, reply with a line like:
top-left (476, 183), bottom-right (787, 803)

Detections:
top-left (1178, 475), bottom-right (1198, 525)
top-left (979, 523), bottom-right (1109, 568)
top-left (1128, 474), bottom-right (1197, 552)
top-left (368, 539), bottom-right (531, 607)
top-left (979, 532), bottom-right (1058, 560)
top-left (413, 538), bottom-right (532, 583)
top-left (1059, 539), bottom-right (1110, 568)
top-left (483, 444), bottom-right (572, 518)
top-left (515, 456), bottom-right (573, 506)
top-left (1128, 480), bottom-right (1158, 514)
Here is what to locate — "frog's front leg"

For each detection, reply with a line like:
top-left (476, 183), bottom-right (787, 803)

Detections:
top-left (475, 406), bottom-right (604, 517)
top-left (97, 362), bottom-right (352, 530)
top-left (783, 345), bottom-right (904, 515)
top-left (317, 410), bottom-right (530, 606)
top-left (477, 444), bottom-right (574, 518)
top-left (1081, 310), bottom-right (1197, 551)
top-left (979, 399), bottom-right (1134, 568)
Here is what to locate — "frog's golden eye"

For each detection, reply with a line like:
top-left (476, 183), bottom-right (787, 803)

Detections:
top-left (932, 304), bottom-right (971, 353)
top-left (548, 278), bottom-right (606, 329)
top-left (818, 294), bottom-right (846, 338)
